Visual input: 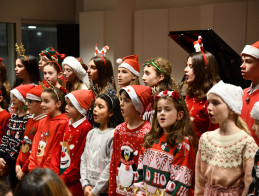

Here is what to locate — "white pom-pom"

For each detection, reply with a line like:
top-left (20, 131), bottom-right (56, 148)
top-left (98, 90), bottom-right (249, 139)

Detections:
top-left (116, 58), bottom-right (122, 64)
top-left (133, 150), bottom-right (138, 156)
top-left (198, 35), bottom-right (202, 39)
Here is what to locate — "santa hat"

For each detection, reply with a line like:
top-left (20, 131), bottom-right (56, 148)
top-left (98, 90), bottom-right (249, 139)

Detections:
top-left (62, 56), bottom-right (90, 85)
top-left (39, 46), bottom-right (66, 66)
top-left (65, 89), bottom-right (95, 116)
top-left (117, 55), bottom-right (140, 76)
top-left (241, 41), bottom-right (259, 59)
top-left (120, 85), bottom-right (151, 115)
top-left (26, 85), bottom-right (44, 102)
top-left (207, 80), bottom-right (243, 115)
top-left (251, 102), bottom-right (259, 120)
top-left (121, 142), bottom-right (138, 156)
top-left (10, 84), bottom-right (35, 104)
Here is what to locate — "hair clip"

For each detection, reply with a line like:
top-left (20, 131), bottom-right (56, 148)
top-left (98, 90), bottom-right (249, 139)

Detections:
top-left (193, 35), bottom-right (207, 67)
top-left (15, 43), bottom-right (29, 62)
top-left (143, 58), bottom-right (163, 73)
top-left (59, 86), bottom-right (67, 94)
top-left (154, 90), bottom-right (182, 103)
top-left (0, 58), bottom-right (6, 70)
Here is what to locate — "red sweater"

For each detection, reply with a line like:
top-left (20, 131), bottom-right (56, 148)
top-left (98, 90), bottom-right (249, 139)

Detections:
top-left (240, 87), bottom-right (259, 145)
top-left (51, 117), bottom-right (92, 196)
top-left (28, 113), bottom-right (68, 171)
top-left (16, 114), bottom-right (46, 173)
top-left (0, 110), bottom-right (11, 142)
top-left (109, 121), bottom-right (151, 196)
top-left (185, 95), bottom-right (218, 141)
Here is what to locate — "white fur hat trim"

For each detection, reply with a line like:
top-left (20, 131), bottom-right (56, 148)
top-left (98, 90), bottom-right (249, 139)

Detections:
top-left (251, 102), bottom-right (259, 120)
top-left (26, 93), bottom-right (41, 101)
top-left (241, 45), bottom-right (259, 59)
top-left (10, 89), bottom-right (26, 104)
top-left (118, 62), bottom-right (140, 77)
top-left (65, 93), bottom-right (87, 116)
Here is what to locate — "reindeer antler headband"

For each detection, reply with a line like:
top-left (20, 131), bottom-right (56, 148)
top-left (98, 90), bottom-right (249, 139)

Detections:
top-left (94, 44), bottom-right (110, 71)
top-left (193, 35), bottom-right (207, 67)
top-left (15, 43), bottom-right (29, 62)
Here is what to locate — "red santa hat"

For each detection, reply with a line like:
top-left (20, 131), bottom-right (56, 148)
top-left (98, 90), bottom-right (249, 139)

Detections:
top-left (117, 55), bottom-right (140, 76)
top-left (120, 85), bottom-right (151, 116)
top-left (10, 84), bottom-right (35, 104)
top-left (121, 142), bottom-right (138, 156)
top-left (241, 41), bottom-right (259, 59)
top-left (26, 85), bottom-right (44, 102)
top-left (65, 89), bottom-right (95, 116)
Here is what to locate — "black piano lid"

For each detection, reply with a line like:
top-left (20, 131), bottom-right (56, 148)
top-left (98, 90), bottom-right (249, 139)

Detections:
top-left (169, 29), bottom-right (249, 89)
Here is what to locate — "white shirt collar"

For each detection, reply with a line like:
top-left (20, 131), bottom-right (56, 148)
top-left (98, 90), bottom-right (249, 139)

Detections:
top-left (248, 83), bottom-right (259, 95)
top-left (69, 116), bottom-right (86, 128)
top-left (33, 113), bottom-right (47, 121)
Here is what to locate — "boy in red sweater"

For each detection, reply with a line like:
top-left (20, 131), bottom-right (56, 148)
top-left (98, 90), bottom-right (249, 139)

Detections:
top-left (240, 41), bottom-right (259, 145)
top-left (16, 85), bottom-right (46, 180)
top-left (109, 85), bottom-right (152, 196)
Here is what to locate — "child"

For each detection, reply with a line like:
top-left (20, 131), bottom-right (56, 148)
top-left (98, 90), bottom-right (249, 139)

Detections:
top-left (43, 61), bottom-right (64, 88)
top-left (142, 57), bottom-right (178, 123)
top-left (80, 94), bottom-right (123, 196)
top-left (62, 56), bottom-right (90, 92)
top-left (51, 89), bottom-right (94, 196)
top-left (28, 86), bottom-right (68, 171)
top-left (0, 85), bottom-right (11, 141)
top-left (240, 41), bottom-right (259, 145)
top-left (195, 81), bottom-right (258, 195)
top-left (184, 36), bottom-right (220, 141)
top-left (134, 89), bottom-right (197, 195)
top-left (0, 58), bottom-right (11, 97)
top-left (0, 84), bottom-right (35, 190)
top-left (109, 85), bottom-right (151, 196)
top-left (15, 85), bottom-right (46, 180)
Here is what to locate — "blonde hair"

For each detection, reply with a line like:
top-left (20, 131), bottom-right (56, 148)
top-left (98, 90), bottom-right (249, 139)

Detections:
top-left (235, 115), bottom-right (250, 134)
top-left (66, 78), bottom-right (88, 93)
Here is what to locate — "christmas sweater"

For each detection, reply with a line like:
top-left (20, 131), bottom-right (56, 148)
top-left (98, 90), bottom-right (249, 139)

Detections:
top-left (195, 129), bottom-right (258, 196)
top-left (185, 95), bottom-right (218, 141)
top-left (51, 117), bottom-right (92, 196)
top-left (248, 149), bottom-right (259, 196)
top-left (16, 113), bottom-right (46, 173)
top-left (240, 87), bottom-right (259, 145)
top-left (108, 121), bottom-right (151, 196)
top-left (0, 110), bottom-right (11, 141)
top-left (28, 113), bottom-right (68, 171)
top-left (134, 134), bottom-right (196, 196)
top-left (80, 127), bottom-right (115, 196)
top-left (0, 113), bottom-right (31, 160)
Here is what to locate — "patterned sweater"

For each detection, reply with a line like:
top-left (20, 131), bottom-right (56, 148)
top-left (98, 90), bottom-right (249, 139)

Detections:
top-left (248, 149), bottom-right (259, 196)
top-left (195, 129), bottom-right (258, 196)
top-left (134, 134), bottom-right (196, 196)
top-left (108, 121), bottom-right (151, 196)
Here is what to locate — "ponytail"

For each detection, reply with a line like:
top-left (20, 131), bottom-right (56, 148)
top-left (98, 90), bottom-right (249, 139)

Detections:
top-left (235, 115), bottom-right (250, 134)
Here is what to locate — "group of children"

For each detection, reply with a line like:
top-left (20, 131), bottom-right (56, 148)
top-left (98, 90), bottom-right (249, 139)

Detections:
top-left (0, 39), bottom-right (259, 196)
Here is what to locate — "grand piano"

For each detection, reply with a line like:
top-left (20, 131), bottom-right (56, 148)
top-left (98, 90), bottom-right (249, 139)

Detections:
top-left (169, 29), bottom-right (249, 89)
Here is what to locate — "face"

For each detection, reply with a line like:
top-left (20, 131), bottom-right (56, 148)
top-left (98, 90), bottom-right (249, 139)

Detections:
top-left (39, 56), bottom-right (49, 72)
top-left (207, 93), bottom-right (231, 124)
top-left (87, 60), bottom-right (98, 83)
top-left (65, 98), bottom-right (83, 122)
top-left (41, 92), bottom-right (60, 116)
top-left (43, 65), bottom-right (60, 86)
top-left (93, 98), bottom-right (111, 126)
top-left (157, 98), bottom-right (183, 133)
top-left (252, 120), bottom-right (259, 138)
top-left (120, 92), bottom-right (137, 118)
top-left (26, 99), bottom-right (42, 115)
top-left (240, 55), bottom-right (259, 81)
top-left (184, 57), bottom-right (195, 84)
top-left (142, 66), bottom-right (163, 87)
top-left (63, 64), bottom-right (76, 83)
top-left (15, 59), bottom-right (28, 79)
top-left (12, 95), bottom-right (24, 110)
top-left (118, 67), bottom-right (136, 87)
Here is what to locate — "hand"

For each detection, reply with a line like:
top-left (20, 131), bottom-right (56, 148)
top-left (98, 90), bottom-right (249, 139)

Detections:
top-left (0, 158), bottom-right (6, 168)
top-left (16, 170), bottom-right (25, 180)
top-left (16, 165), bottom-right (22, 174)
top-left (83, 186), bottom-right (92, 196)
top-left (89, 191), bottom-right (95, 196)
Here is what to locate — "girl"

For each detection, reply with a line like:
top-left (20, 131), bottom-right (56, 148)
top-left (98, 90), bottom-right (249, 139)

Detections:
top-left (184, 36), bottom-right (220, 140)
top-left (0, 84), bottom-right (35, 190)
top-left (80, 94), bottom-right (124, 196)
top-left (134, 89), bottom-right (197, 195)
top-left (0, 85), bottom-right (11, 141)
top-left (116, 55), bottom-right (140, 92)
top-left (16, 85), bottom-right (46, 180)
top-left (51, 89), bottom-right (94, 196)
top-left (43, 61), bottom-right (64, 88)
top-left (195, 81), bottom-right (258, 195)
top-left (62, 56), bottom-right (89, 93)
top-left (0, 58), bottom-right (11, 97)
top-left (13, 55), bottom-right (41, 88)
top-left (142, 57), bottom-right (178, 123)
top-left (109, 85), bottom-right (151, 196)
top-left (28, 86), bottom-right (68, 171)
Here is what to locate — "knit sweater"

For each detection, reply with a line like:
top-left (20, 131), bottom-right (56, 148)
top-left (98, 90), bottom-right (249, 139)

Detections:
top-left (80, 127), bottom-right (115, 196)
top-left (16, 113), bottom-right (46, 173)
top-left (134, 134), bottom-right (196, 196)
top-left (248, 149), bottom-right (259, 196)
top-left (109, 121), bottom-right (151, 196)
top-left (0, 110), bottom-right (11, 142)
top-left (195, 129), bottom-right (258, 196)
top-left (0, 114), bottom-right (31, 160)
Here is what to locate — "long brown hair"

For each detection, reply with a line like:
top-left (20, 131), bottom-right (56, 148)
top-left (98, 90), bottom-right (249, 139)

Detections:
top-left (143, 91), bottom-right (197, 149)
top-left (0, 62), bottom-right (11, 96)
top-left (185, 51), bottom-right (220, 100)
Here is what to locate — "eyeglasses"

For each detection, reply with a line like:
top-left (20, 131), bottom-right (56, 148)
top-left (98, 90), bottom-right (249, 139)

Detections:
top-left (26, 99), bottom-right (41, 105)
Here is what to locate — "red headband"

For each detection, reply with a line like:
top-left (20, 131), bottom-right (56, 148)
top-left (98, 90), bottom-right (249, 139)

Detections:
top-left (0, 90), bottom-right (2, 97)
top-left (193, 36), bottom-right (207, 67)
top-left (48, 61), bottom-right (62, 72)
top-left (99, 56), bottom-right (107, 71)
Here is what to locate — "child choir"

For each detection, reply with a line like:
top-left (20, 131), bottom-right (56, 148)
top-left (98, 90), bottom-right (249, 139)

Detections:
top-left (0, 39), bottom-right (259, 196)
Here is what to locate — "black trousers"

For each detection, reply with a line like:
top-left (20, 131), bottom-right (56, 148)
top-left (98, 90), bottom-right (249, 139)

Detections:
top-left (6, 157), bottom-right (19, 191)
